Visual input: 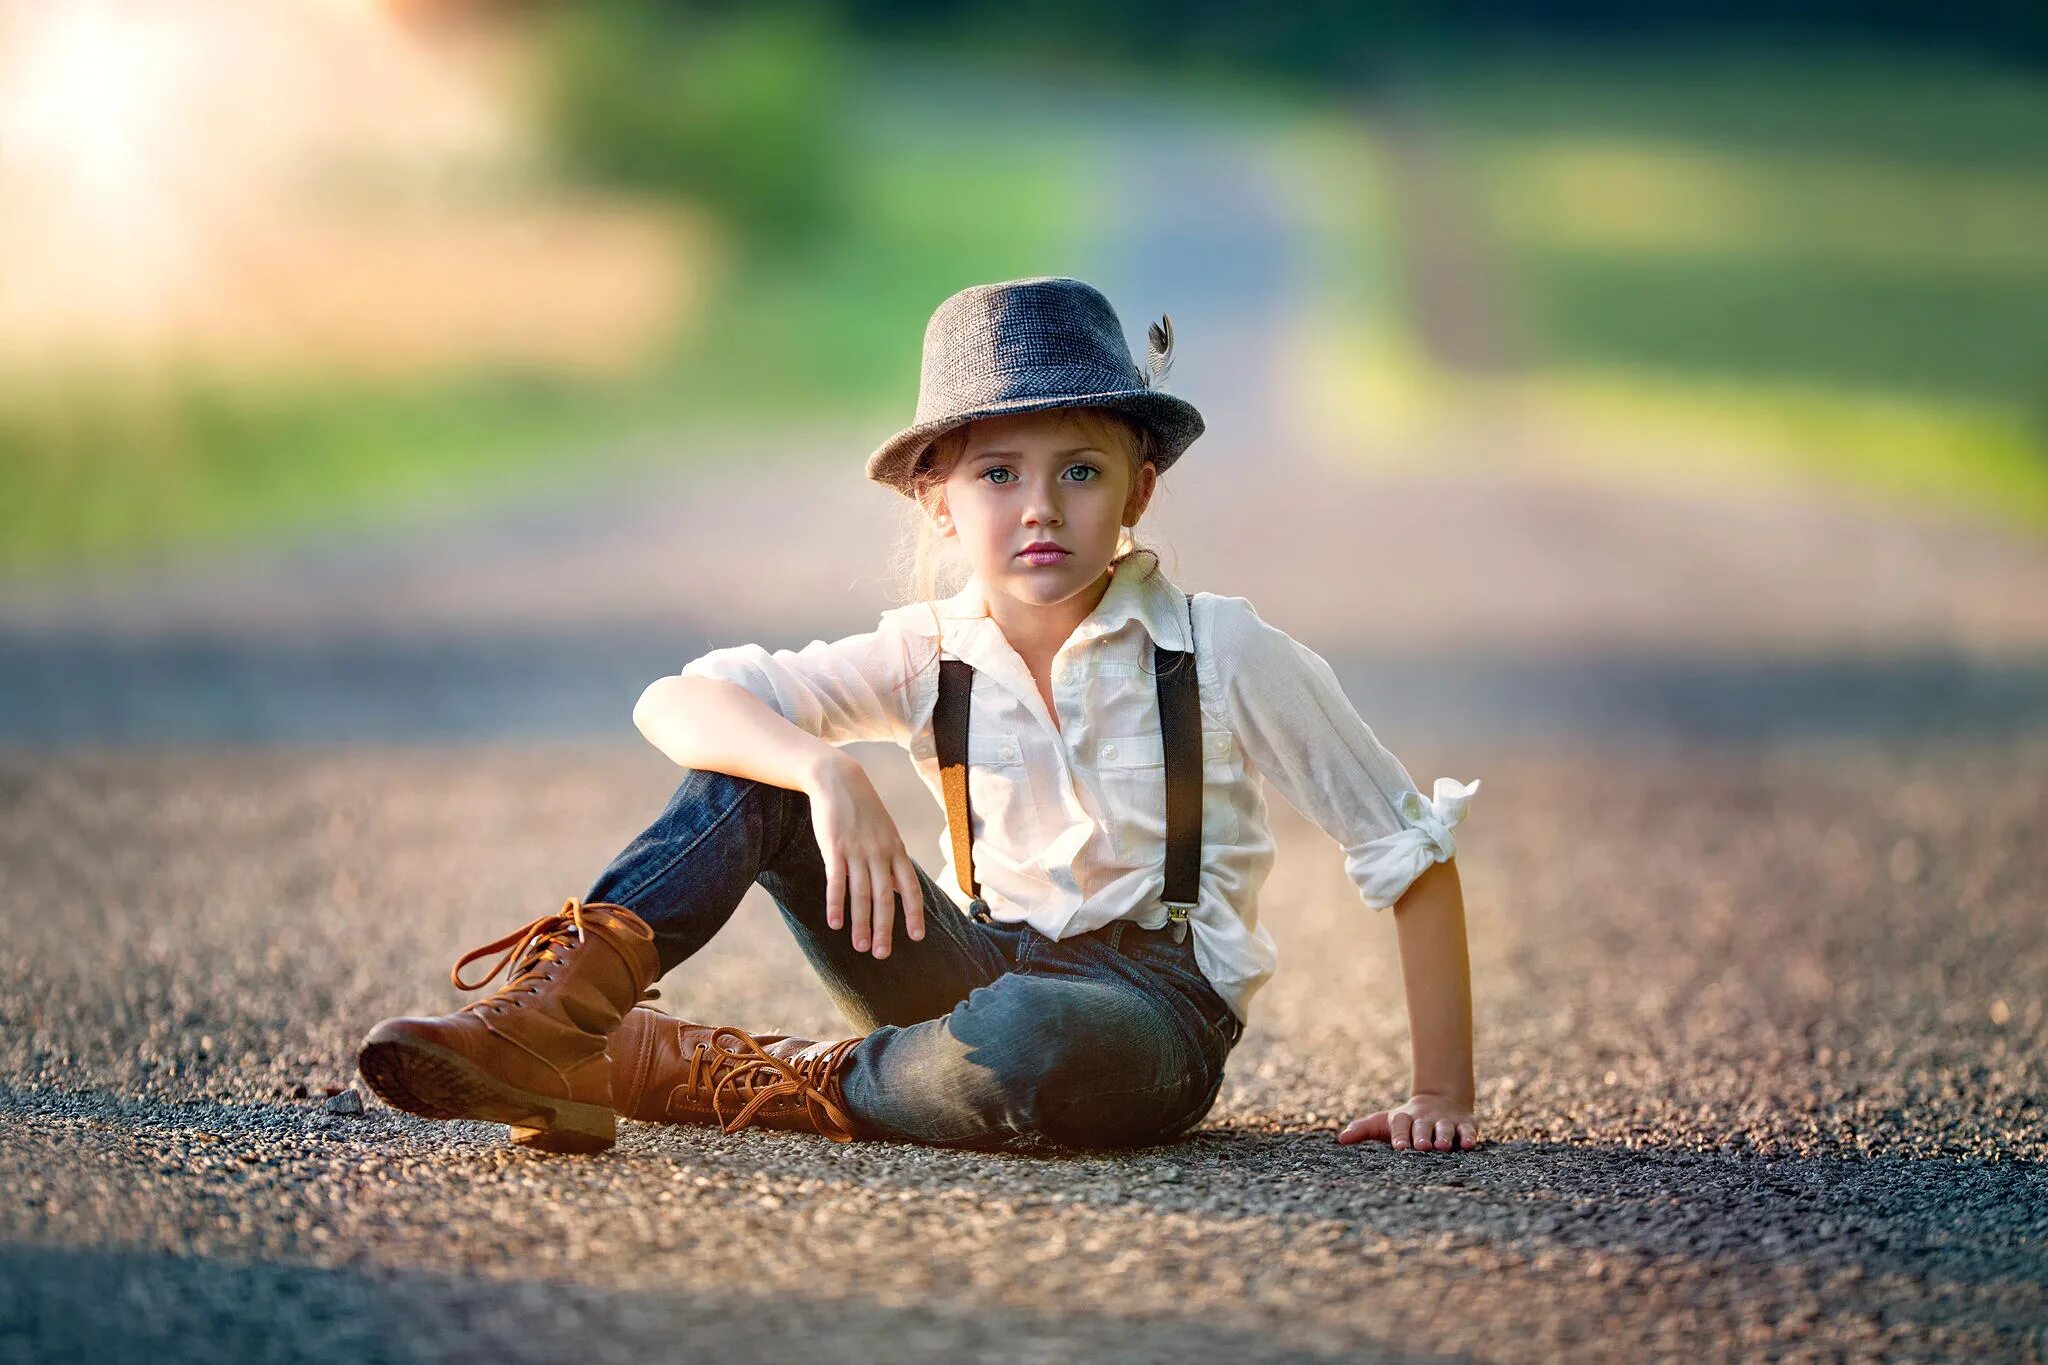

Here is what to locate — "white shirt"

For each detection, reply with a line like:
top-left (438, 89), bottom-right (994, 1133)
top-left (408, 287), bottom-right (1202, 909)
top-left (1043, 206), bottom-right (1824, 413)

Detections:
top-left (676, 555), bottom-right (1479, 1026)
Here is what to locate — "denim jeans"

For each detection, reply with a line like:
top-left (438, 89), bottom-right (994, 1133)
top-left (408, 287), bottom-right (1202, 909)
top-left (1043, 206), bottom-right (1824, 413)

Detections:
top-left (583, 765), bottom-right (1245, 1150)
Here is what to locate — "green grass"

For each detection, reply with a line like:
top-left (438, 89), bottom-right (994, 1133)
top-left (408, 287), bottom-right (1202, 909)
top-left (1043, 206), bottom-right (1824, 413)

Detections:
top-left (1545, 367), bottom-right (2048, 533)
top-left (1505, 251), bottom-right (2048, 411)
top-left (0, 369), bottom-right (665, 580)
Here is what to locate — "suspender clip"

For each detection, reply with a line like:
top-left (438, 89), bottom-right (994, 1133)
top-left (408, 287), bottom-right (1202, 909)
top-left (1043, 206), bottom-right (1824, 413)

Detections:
top-left (1161, 899), bottom-right (1195, 942)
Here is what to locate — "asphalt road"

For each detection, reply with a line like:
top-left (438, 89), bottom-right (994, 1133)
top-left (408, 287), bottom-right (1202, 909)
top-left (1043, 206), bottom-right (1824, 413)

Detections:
top-left (3, 735), bottom-right (2044, 1363)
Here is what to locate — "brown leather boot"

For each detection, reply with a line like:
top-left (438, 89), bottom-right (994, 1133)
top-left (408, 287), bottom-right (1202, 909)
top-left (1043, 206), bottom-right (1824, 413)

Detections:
top-left (607, 1005), bottom-right (870, 1143)
top-left (356, 898), bottom-right (660, 1154)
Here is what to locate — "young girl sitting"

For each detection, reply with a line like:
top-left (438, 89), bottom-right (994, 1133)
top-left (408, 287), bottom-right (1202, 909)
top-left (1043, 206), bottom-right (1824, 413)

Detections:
top-left (356, 276), bottom-right (1483, 1157)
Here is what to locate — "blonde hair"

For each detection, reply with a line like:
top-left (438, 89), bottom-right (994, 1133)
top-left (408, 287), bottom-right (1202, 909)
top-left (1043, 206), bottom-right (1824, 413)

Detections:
top-left (884, 405), bottom-right (1176, 683)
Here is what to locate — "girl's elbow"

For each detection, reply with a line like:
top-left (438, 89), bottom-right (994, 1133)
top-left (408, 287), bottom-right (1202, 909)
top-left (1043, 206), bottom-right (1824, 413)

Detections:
top-left (632, 674), bottom-right (685, 735)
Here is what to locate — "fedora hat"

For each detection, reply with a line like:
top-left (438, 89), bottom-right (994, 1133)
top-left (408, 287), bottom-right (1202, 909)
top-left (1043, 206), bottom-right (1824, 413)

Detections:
top-left (865, 276), bottom-right (1205, 499)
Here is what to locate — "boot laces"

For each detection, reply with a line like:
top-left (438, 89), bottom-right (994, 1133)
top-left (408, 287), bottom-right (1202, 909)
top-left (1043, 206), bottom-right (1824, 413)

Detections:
top-left (449, 897), bottom-right (658, 1008)
top-left (699, 1027), bottom-right (863, 1143)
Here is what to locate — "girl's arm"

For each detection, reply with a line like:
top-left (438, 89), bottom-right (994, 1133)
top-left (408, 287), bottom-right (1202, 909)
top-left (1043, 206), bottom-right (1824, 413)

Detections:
top-left (633, 675), bottom-right (854, 794)
top-left (1203, 593), bottom-right (1483, 1152)
top-left (1396, 857), bottom-right (1476, 1110)
top-left (1334, 856), bottom-right (1479, 1152)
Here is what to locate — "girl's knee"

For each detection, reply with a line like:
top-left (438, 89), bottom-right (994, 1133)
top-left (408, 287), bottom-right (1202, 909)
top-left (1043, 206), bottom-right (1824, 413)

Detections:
top-left (848, 976), bottom-right (1206, 1150)
top-left (976, 980), bottom-right (1194, 1148)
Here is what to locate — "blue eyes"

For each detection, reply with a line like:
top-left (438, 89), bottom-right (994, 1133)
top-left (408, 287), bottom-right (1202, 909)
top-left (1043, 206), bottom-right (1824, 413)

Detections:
top-left (981, 465), bottom-right (1098, 485)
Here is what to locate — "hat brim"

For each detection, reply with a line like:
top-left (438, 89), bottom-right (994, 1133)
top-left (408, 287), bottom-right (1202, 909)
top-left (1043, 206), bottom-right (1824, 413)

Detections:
top-left (865, 387), bottom-right (1205, 498)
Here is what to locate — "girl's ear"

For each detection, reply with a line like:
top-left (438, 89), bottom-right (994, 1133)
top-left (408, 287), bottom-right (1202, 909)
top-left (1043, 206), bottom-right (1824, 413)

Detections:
top-left (1124, 460), bottom-right (1158, 524)
top-left (914, 480), bottom-right (942, 524)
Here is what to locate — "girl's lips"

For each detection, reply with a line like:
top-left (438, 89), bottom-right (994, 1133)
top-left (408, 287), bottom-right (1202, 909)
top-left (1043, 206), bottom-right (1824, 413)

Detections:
top-left (1018, 549), bottom-right (1070, 565)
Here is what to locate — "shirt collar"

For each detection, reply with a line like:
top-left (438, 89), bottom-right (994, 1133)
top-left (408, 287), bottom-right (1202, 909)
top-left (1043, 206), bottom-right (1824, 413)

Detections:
top-left (921, 555), bottom-right (1190, 652)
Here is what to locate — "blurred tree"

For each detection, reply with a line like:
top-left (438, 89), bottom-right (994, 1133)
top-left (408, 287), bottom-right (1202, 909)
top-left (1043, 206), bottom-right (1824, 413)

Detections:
top-left (838, 0), bottom-right (2048, 72)
top-left (538, 0), bottom-right (853, 256)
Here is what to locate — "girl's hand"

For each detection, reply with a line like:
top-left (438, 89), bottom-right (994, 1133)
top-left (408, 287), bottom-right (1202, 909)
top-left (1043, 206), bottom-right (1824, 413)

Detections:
top-left (1336, 1093), bottom-right (1479, 1152)
top-left (805, 756), bottom-right (926, 960)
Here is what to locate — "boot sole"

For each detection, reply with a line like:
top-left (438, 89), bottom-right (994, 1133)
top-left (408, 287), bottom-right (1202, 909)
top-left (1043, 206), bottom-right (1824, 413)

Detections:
top-left (356, 1032), bottom-right (617, 1155)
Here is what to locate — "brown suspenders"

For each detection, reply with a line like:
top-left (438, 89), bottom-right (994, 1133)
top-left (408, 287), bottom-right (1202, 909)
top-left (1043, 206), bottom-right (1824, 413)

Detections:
top-left (935, 639), bottom-right (1202, 941)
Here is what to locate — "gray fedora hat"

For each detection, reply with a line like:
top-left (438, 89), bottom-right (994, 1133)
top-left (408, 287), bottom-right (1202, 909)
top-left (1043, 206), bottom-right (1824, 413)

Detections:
top-left (865, 276), bottom-right (1206, 499)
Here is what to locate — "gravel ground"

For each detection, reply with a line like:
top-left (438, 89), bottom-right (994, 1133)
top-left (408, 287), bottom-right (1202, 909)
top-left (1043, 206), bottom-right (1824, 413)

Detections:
top-left (4, 736), bottom-right (2044, 1363)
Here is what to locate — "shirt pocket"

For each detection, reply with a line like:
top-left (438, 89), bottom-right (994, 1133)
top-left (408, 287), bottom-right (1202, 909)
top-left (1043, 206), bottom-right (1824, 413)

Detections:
top-left (963, 732), bottom-right (1041, 851)
top-left (1093, 728), bottom-right (1241, 872)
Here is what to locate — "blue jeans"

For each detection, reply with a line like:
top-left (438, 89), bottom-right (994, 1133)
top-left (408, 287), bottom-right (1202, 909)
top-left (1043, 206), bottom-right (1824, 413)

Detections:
top-left (583, 765), bottom-right (1244, 1151)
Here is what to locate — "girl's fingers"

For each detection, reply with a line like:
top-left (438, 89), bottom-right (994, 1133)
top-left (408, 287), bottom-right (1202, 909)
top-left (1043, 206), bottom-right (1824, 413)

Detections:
top-left (1337, 1113), bottom-right (1386, 1144)
top-left (897, 858), bottom-right (926, 942)
top-left (869, 856), bottom-right (893, 958)
top-left (1337, 1111), bottom-right (1478, 1151)
top-left (846, 861), bottom-right (872, 952)
top-left (825, 856), bottom-right (845, 932)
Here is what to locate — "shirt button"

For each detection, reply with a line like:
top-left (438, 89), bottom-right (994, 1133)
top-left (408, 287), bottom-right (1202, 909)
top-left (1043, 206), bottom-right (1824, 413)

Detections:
top-left (1056, 666), bottom-right (1073, 683)
top-left (998, 744), bottom-right (1017, 760)
top-left (1100, 743), bottom-right (1117, 760)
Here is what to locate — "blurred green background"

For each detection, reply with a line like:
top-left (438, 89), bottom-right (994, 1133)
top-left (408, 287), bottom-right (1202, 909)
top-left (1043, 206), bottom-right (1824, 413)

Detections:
top-left (4, 0), bottom-right (2045, 579)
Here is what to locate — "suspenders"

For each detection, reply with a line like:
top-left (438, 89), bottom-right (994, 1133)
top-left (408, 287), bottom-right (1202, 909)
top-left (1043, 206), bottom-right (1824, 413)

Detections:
top-left (934, 640), bottom-right (1203, 942)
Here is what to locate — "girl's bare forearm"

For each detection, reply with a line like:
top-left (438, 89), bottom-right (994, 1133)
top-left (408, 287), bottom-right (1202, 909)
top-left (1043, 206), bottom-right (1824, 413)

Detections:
top-left (632, 675), bottom-right (853, 795)
top-left (1392, 857), bottom-right (1476, 1106)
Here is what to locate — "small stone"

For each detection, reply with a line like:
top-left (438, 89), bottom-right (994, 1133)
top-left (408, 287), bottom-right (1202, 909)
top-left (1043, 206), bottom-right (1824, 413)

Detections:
top-left (323, 1088), bottom-right (364, 1116)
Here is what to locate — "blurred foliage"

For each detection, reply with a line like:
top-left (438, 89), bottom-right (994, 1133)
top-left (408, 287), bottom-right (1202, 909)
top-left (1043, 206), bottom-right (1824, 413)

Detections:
top-left (1404, 44), bottom-right (2048, 168)
top-left (1402, 50), bottom-right (2041, 392)
top-left (1432, 49), bottom-right (2048, 412)
top-left (657, 76), bottom-right (1097, 422)
top-left (1327, 45), bottom-right (2048, 531)
top-left (839, 0), bottom-right (2048, 79)
top-left (536, 0), bottom-right (853, 254)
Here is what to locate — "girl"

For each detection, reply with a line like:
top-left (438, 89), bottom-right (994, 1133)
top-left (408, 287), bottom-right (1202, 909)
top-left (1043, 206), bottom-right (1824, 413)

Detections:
top-left (356, 276), bottom-right (1483, 1157)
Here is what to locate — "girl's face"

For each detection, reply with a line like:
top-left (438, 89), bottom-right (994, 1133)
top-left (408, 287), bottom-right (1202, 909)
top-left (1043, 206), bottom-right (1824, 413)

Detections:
top-left (935, 409), bottom-right (1156, 616)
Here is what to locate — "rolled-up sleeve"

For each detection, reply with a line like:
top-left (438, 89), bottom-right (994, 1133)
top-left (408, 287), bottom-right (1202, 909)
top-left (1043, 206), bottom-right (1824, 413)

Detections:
top-left (676, 619), bottom-right (917, 748)
top-left (1210, 596), bottom-right (1480, 911)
